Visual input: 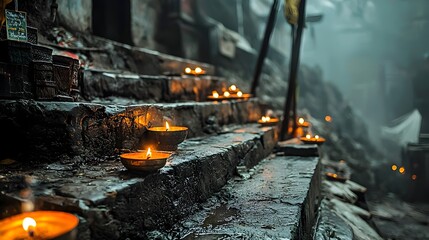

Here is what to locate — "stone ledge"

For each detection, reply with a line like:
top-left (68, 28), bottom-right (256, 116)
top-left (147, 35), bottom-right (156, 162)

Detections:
top-left (168, 155), bottom-right (321, 240)
top-left (0, 99), bottom-right (262, 162)
top-left (81, 69), bottom-right (227, 103)
top-left (0, 125), bottom-right (276, 239)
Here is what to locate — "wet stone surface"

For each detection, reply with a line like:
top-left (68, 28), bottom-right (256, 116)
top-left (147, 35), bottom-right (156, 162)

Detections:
top-left (162, 155), bottom-right (321, 240)
top-left (0, 125), bottom-right (276, 239)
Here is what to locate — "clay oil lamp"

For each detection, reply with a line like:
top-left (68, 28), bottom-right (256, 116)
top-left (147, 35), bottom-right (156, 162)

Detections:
top-left (297, 117), bottom-right (310, 128)
top-left (120, 147), bottom-right (171, 172)
top-left (0, 211), bottom-right (79, 240)
top-left (184, 67), bottom-right (206, 76)
top-left (208, 84), bottom-right (252, 100)
top-left (300, 134), bottom-right (326, 145)
top-left (325, 172), bottom-right (347, 182)
top-left (257, 116), bottom-right (280, 127)
top-left (147, 121), bottom-right (188, 151)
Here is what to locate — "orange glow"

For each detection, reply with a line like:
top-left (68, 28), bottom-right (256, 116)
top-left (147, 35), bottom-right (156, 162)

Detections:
top-left (195, 67), bottom-right (202, 74)
top-left (237, 91), bottom-right (243, 97)
top-left (212, 91), bottom-right (219, 98)
top-left (412, 174), bottom-right (417, 180)
top-left (223, 91), bottom-right (230, 97)
top-left (165, 121), bottom-right (170, 131)
top-left (298, 118), bottom-right (304, 125)
top-left (146, 148), bottom-right (152, 159)
top-left (261, 116), bottom-right (271, 122)
top-left (185, 67), bottom-right (192, 74)
top-left (22, 217), bottom-right (36, 232)
top-left (399, 167), bottom-right (405, 174)
top-left (325, 115), bottom-right (332, 122)
top-left (391, 164), bottom-right (398, 171)
top-left (229, 85), bottom-right (237, 91)
top-left (315, 135), bottom-right (320, 140)
top-left (306, 134), bottom-right (311, 139)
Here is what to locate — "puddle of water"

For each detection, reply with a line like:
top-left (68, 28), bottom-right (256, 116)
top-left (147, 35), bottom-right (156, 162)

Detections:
top-left (202, 204), bottom-right (239, 228)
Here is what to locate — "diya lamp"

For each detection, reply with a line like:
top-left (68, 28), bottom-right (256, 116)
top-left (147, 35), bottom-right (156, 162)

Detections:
top-left (0, 211), bottom-right (79, 240)
top-left (184, 67), bottom-right (206, 76)
top-left (208, 84), bottom-right (252, 100)
top-left (257, 116), bottom-right (280, 127)
top-left (120, 147), bottom-right (171, 172)
top-left (297, 117), bottom-right (310, 128)
top-left (300, 134), bottom-right (326, 145)
top-left (147, 121), bottom-right (188, 151)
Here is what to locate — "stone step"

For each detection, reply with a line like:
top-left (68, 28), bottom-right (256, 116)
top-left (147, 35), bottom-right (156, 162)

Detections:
top-left (164, 155), bottom-right (321, 240)
top-left (81, 69), bottom-right (227, 103)
top-left (0, 125), bottom-right (277, 239)
top-left (0, 99), bottom-right (262, 163)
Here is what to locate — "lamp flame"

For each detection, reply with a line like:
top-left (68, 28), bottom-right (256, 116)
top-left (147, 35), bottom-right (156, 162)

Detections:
top-left (230, 85), bottom-right (237, 91)
top-left (237, 91), bottom-right (243, 97)
top-left (146, 148), bottom-right (152, 159)
top-left (261, 116), bottom-right (271, 122)
top-left (223, 91), bottom-right (230, 97)
top-left (315, 135), bottom-right (320, 140)
top-left (22, 217), bottom-right (36, 232)
top-left (306, 134), bottom-right (311, 139)
top-left (165, 121), bottom-right (170, 131)
top-left (212, 91), bottom-right (219, 98)
top-left (195, 67), bottom-right (202, 74)
top-left (185, 67), bottom-right (191, 74)
top-left (298, 118), bottom-right (304, 125)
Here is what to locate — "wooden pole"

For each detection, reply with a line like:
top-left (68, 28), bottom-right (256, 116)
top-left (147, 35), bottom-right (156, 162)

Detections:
top-left (280, 0), bottom-right (306, 141)
top-left (250, 0), bottom-right (280, 96)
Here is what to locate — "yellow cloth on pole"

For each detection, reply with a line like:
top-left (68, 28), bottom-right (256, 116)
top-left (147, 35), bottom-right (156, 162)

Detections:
top-left (284, 0), bottom-right (300, 25)
top-left (1, 0), bottom-right (13, 27)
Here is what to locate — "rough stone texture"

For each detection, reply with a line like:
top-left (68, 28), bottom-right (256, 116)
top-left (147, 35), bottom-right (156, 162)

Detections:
top-left (314, 200), bottom-right (354, 240)
top-left (0, 99), bottom-right (262, 162)
top-left (164, 155), bottom-right (321, 240)
top-left (57, 0), bottom-right (92, 32)
top-left (0, 126), bottom-right (276, 239)
top-left (276, 143), bottom-right (320, 157)
top-left (81, 70), bottom-right (226, 102)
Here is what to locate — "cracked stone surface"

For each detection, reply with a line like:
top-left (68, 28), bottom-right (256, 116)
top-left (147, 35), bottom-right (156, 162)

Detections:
top-left (0, 99), bottom-right (262, 163)
top-left (162, 155), bottom-right (321, 240)
top-left (0, 125), bottom-right (276, 239)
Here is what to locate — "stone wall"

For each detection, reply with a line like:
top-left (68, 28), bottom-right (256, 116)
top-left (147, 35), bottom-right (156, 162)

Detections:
top-left (58, 0), bottom-right (92, 32)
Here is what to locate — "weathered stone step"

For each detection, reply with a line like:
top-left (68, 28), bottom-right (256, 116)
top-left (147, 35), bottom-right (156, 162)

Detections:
top-left (0, 125), bottom-right (276, 239)
top-left (164, 155), bottom-right (321, 240)
top-left (0, 99), bottom-right (262, 162)
top-left (81, 69), bottom-right (227, 103)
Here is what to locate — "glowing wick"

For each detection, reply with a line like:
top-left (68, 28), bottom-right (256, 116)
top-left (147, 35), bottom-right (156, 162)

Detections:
top-left (223, 91), bottom-right (230, 97)
top-left (165, 121), bottom-right (170, 131)
top-left (212, 91), bottom-right (219, 98)
top-left (185, 67), bottom-right (192, 74)
top-left (315, 135), bottom-right (320, 140)
top-left (399, 167), bottom-right (405, 174)
top-left (146, 147), bottom-right (152, 159)
top-left (237, 91), bottom-right (243, 97)
top-left (195, 67), bottom-right (202, 74)
top-left (229, 85), bottom-right (237, 91)
top-left (298, 118), bottom-right (304, 125)
top-left (23, 217), bottom-right (36, 237)
top-left (391, 164), bottom-right (398, 171)
top-left (306, 134), bottom-right (311, 140)
top-left (261, 116), bottom-right (271, 122)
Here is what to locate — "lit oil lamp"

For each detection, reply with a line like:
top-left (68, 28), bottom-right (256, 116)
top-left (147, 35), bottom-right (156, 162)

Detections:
top-left (257, 116), bottom-right (280, 127)
top-left (183, 67), bottom-right (206, 76)
top-left (325, 172), bottom-right (347, 182)
top-left (147, 121), bottom-right (188, 151)
top-left (120, 147), bottom-right (171, 172)
top-left (0, 211), bottom-right (79, 240)
top-left (211, 91), bottom-right (219, 99)
top-left (207, 84), bottom-right (252, 100)
top-left (297, 117), bottom-right (310, 128)
top-left (300, 134), bottom-right (326, 145)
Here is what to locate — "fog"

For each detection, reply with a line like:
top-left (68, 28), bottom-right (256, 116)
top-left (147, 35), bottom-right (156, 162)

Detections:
top-left (302, 0), bottom-right (429, 143)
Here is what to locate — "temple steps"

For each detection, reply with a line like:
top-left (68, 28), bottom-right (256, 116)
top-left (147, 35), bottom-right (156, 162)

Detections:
top-left (0, 125), bottom-right (277, 239)
top-left (0, 98), bottom-right (262, 163)
top-left (81, 69), bottom-right (227, 103)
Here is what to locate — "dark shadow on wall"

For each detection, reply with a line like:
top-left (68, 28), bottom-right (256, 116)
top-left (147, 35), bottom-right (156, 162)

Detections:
top-left (92, 0), bottom-right (132, 45)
